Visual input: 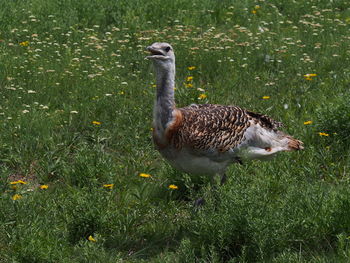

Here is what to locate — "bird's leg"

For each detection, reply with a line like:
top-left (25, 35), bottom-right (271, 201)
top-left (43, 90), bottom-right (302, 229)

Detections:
top-left (235, 157), bottom-right (243, 165)
top-left (211, 173), bottom-right (225, 209)
top-left (213, 173), bottom-right (227, 186)
top-left (193, 175), bottom-right (217, 208)
top-left (193, 173), bottom-right (226, 208)
top-left (220, 173), bottom-right (227, 185)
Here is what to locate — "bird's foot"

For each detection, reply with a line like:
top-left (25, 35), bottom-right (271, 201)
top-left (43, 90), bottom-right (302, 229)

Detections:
top-left (193, 197), bottom-right (205, 208)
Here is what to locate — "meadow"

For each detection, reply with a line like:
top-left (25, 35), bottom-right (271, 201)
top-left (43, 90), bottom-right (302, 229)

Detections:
top-left (1, 0), bottom-right (350, 262)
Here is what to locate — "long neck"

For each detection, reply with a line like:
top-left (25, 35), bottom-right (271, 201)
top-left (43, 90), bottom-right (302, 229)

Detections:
top-left (154, 64), bottom-right (176, 130)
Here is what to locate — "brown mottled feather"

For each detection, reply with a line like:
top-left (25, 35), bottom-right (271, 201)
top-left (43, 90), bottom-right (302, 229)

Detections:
top-left (246, 110), bottom-right (283, 130)
top-left (165, 104), bottom-right (281, 152)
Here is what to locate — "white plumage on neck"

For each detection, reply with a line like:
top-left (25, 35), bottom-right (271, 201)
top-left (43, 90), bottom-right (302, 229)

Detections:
top-left (146, 42), bottom-right (177, 142)
top-left (154, 64), bottom-right (176, 132)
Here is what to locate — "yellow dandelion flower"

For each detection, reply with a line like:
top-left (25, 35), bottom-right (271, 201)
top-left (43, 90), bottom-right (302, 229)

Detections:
top-left (139, 173), bottom-right (151, 178)
top-left (186, 76), bottom-right (193, 82)
top-left (88, 235), bottom-right (96, 242)
top-left (10, 180), bottom-right (27, 185)
top-left (198, 93), bottom-right (207, 100)
top-left (262, 96), bottom-right (270, 99)
top-left (188, 66), bottom-right (196, 70)
top-left (186, 83), bottom-right (193, 88)
top-left (303, 121), bottom-right (312, 125)
top-left (103, 184), bottom-right (114, 189)
top-left (319, 132), bottom-right (329, 136)
top-left (168, 184), bottom-right (178, 190)
top-left (19, 41), bottom-right (29, 47)
top-left (252, 10), bottom-right (257, 14)
top-left (12, 194), bottom-right (22, 200)
top-left (39, 184), bottom-right (49, 190)
top-left (152, 84), bottom-right (157, 88)
top-left (304, 74), bottom-right (317, 80)
top-left (92, 121), bottom-right (101, 125)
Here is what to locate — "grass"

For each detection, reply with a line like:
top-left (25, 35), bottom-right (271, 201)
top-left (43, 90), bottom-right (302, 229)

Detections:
top-left (1, 0), bottom-right (350, 262)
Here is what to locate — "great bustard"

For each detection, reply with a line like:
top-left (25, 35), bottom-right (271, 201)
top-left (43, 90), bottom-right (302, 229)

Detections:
top-left (146, 42), bottom-right (303, 184)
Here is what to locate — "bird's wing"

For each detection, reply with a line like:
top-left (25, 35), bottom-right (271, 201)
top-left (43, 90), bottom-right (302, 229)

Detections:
top-left (170, 104), bottom-right (254, 152)
top-left (245, 110), bottom-right (283, 130)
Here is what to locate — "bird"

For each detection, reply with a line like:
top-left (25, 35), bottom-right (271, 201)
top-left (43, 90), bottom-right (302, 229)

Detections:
top-left (146, 42), bottom-right (303, 185)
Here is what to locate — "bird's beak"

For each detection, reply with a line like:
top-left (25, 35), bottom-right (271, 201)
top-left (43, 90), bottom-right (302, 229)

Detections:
top-left (146, 46), bottom-right (166, 60)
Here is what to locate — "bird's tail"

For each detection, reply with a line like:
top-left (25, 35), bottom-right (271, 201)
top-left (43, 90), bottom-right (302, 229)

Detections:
top-left (238, 126), bottom-right (304, 160)
top-left (285, 134), bottom-right (304, 151)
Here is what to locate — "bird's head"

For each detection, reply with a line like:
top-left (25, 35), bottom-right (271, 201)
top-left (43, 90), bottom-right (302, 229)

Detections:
top-left (146, 42), bottom-right (175, 70)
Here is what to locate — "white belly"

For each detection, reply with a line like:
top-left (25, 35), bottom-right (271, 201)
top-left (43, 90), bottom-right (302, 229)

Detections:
top-left (159, 147), bottom-right (231, 176)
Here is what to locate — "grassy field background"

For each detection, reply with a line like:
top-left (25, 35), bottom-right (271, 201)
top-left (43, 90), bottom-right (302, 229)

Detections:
top-left (1, 0), bottom-right (350, 262)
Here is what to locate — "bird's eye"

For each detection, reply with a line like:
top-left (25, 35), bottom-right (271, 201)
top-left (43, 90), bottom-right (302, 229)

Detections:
top-left (165, 46), bottom-right (171, 52)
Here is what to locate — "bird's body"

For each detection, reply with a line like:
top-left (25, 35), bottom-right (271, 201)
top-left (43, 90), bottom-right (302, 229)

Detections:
top-left (147, 42), bottom-right (303, 178)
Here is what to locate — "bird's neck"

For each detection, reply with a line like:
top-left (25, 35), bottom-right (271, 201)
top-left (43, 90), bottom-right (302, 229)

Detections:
top-left (154, 65), bottom-right (176, 131)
